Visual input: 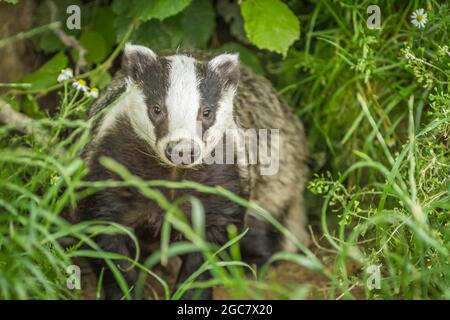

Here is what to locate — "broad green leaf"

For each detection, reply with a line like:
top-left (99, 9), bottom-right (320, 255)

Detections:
top-left (90, 6), bottom-right (117, 48)
top-left (111, 0), bottom-right (131, 15)
top-left (90, 71), bottom-right (112, 89)
top-left (131, 17), bottom-right (183, 51)
top-left (75, 30), bottom-right (108, 64)
top-left (22, 95), bottom-right (45, 119)
top-left (132, 0), bottom-right (213, 50)
top-left (113, 15), bottom-right (133, 43)
top-left (132, 0), bottom-right (192, 21)
top-left (37, 33), bottom-right (65, 54)
top-left (181, 0), bottom-right (215, 48)
top-left (240, 0), bottom-right (300, 57)
top-left (18, 52), bottom-right (68, 90)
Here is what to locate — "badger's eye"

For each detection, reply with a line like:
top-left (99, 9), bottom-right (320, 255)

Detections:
top-left (202, 109), bottom-right (210, 118)
top-left (153, 105), bottom-right (161, 115)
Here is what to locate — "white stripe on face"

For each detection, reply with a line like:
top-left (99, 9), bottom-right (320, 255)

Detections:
top-left (165, 55), bottom-right (200, 142)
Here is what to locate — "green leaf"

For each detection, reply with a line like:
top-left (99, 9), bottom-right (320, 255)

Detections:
top-left (240, 0), bottom-right (300, 57)
top-left (90, 6), bottom-right (117, 48)
top-left (90, 71), bottom-right (112, 89)
top-left (18, 52), bottom-right (68, 90)
top-left (22, 95), bottom-right (45, 119)
top-left (1, 0), bottom-right (18, 4)
top-left (181, 0), bottom-right (215, 48)
top-left (111, 0), bottom-right (131, 15)
top-left (37, 33), bottom-right (65, 54)
top-left (131, 17), bottom-right (183, 51)
top-left (131, 0), bottom-right (213, 51)
top-left (75, 30), bottom-right (108, 64)
top-left (132, 0), bottom-right (192, 21)
top-left (113, 15), bottom-right (133, 43)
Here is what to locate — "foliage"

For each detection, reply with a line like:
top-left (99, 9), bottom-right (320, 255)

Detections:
top-left (0, 0), bottom-right (449, 300)
top-left (241, 0), bottom-right (300, 56)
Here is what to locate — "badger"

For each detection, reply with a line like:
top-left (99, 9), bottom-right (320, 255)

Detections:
top-left (77, 44), bottom-right (310, 299)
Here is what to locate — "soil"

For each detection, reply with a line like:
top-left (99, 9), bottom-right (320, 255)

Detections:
top-left (77, 230), bottom-right (365, 300)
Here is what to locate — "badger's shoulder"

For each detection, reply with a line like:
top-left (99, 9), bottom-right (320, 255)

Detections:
top-left (88, 72), bottom-right (127, 119)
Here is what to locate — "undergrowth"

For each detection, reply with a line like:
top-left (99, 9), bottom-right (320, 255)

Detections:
top-left (0, 0), bottom-right (448, 299)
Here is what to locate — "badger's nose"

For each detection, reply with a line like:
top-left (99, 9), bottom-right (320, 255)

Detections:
top-left (165, 140), bottom-right (201, 165)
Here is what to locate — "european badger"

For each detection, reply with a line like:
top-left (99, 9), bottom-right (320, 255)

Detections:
top-left (77, 44), bottom-right (309, 299)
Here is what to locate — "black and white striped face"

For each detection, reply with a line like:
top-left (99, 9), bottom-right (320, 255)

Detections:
top-left (122, 44), bottom-right (240, 167)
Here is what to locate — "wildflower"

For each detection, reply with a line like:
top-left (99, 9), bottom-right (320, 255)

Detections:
top-left (57, 68), bottom-right (73, 82)
top-left (50, 173), bottom-right (60, 185)
top-left (88, 87), bottom-right (99, 99)
top-left (72, 79), bottom-right (89, 93)
top-left (410, 8), bottom-right (428, 29)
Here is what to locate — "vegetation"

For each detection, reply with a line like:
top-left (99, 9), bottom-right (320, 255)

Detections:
top-left (0, 0), bottom-right (448, 299)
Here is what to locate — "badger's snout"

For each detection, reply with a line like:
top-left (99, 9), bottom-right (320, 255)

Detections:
top-left (164, 139), bottom-right (202, 166)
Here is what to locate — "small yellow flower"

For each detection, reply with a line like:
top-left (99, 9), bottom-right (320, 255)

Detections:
top-left (72, 79), bottom-right (89, 92)
top-left (89, 87), bottom-right (99, 99)
top-left (50, 173), bottom-right (60, 185)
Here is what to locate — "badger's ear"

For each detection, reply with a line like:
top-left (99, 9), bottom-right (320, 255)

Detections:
top-left (208, 53), bottom-right (240, 88)
top-left (122, 43), bottom-right (157, 80)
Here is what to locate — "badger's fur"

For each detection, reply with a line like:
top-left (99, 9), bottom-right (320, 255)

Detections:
top-left (77, 44), bottom-right (309, 299)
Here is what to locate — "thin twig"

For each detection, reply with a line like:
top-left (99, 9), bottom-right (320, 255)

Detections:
top-left (0, 98), bottom-right (65, 155)
top-left (308, 225), bottom-right (338, 254)
top-left (0, 98), bottom-right (46, 142)
top-left (335, 281), bottom-right (360, 300)
top-left (0, 21), bottom-right (61, 49)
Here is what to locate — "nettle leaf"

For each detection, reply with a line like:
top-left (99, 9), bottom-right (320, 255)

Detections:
top-left (181, 0), bottom-right (215, 48)
top-left (240, 0), bottom-right (300, 57)
top-left (132, 0), bottom-right (192, 21)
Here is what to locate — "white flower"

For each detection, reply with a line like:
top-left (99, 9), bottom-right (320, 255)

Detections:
top-left (411, 8), bottom-right (428, 29)
top-left (57, 68), bottom-right (73, 82)
top-left (72, 79), bottom-right (89, 93)
top-left (88, 87), bottom-right (99, 99)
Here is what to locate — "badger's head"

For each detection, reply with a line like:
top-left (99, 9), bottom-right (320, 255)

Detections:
top-left (121, 43), bottom-right (239, 168)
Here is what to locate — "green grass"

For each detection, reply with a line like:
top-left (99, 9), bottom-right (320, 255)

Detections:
top-left (0, 0), bottom-right (449, 299)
